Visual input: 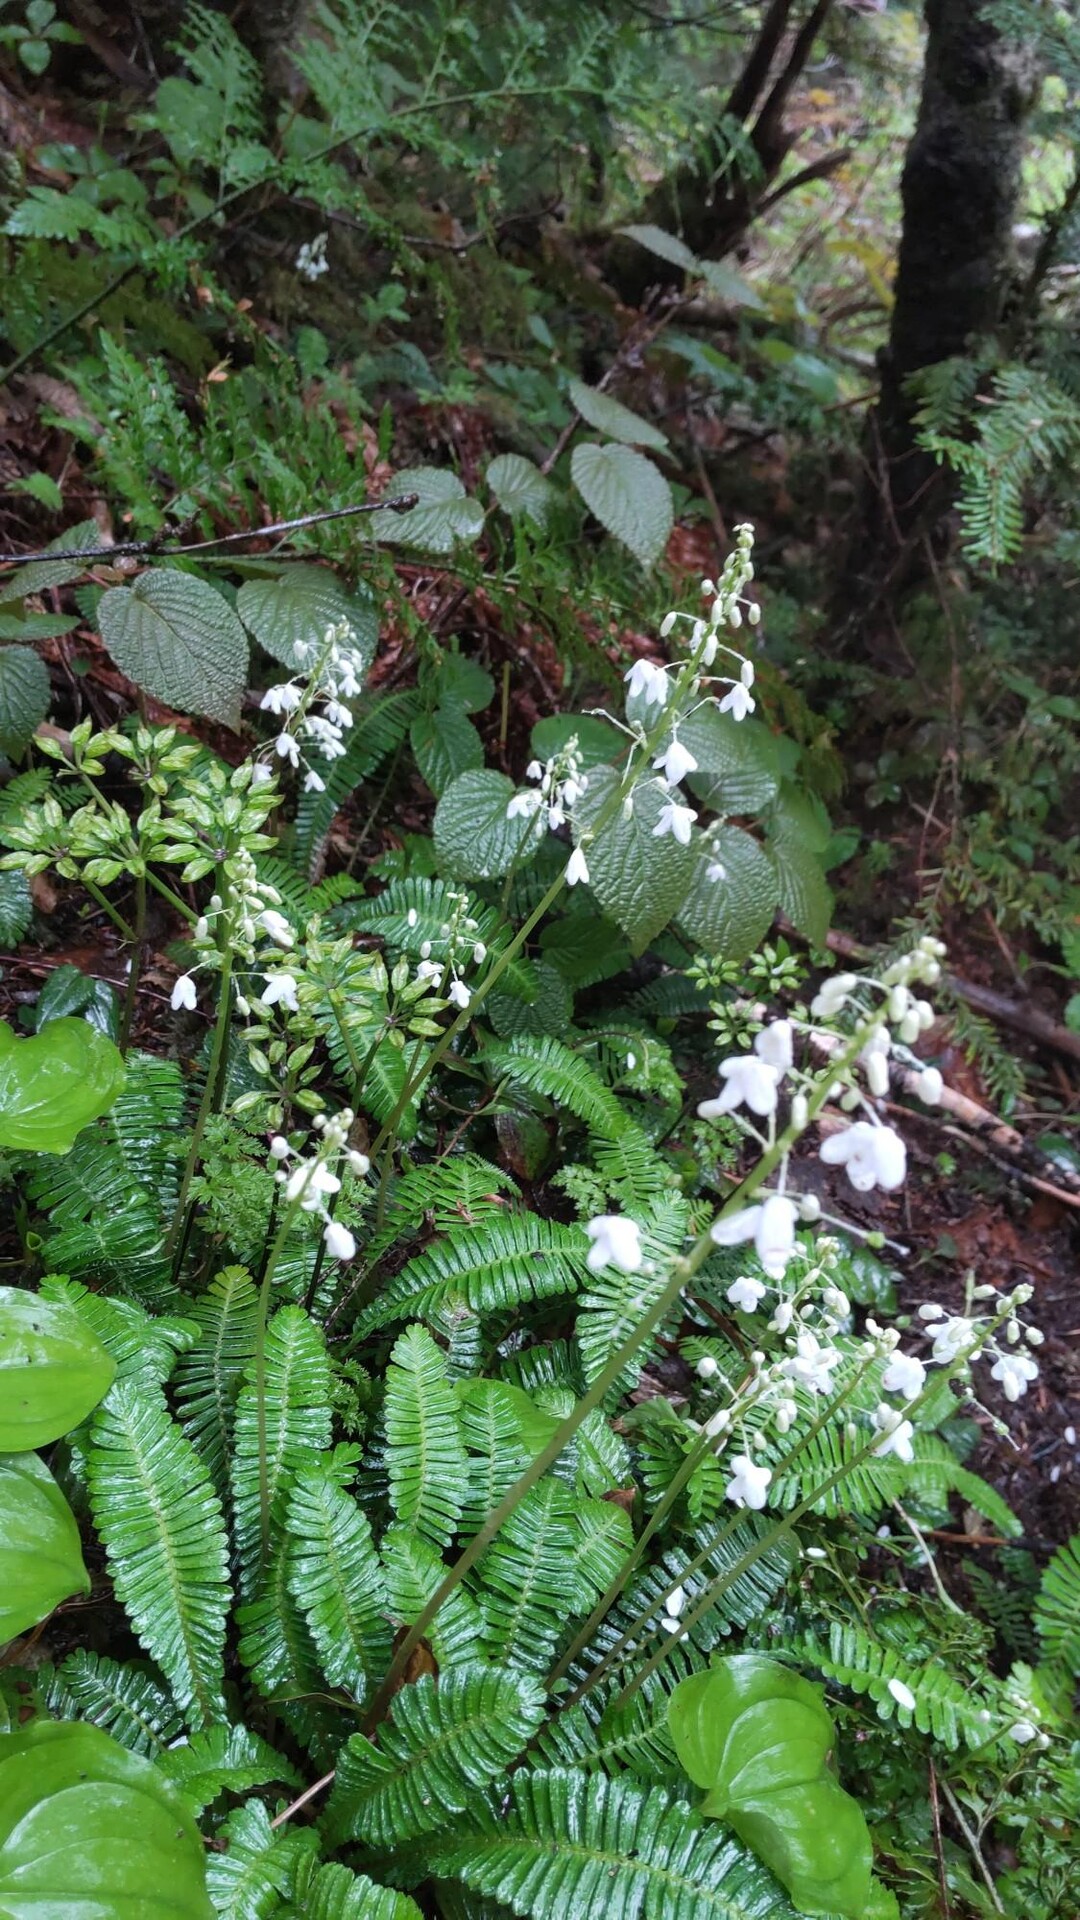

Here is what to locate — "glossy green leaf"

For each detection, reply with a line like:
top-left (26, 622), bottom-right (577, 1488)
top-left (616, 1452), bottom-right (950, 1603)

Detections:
top-left (435, 768), bottom-right (542, 882)
top-left (669, 1657), bottom-right (874, 1919)
top-left (530, 712), bottom-right (621, 769)
top-left (237, 565), bottom-right (377, 675)
top-left (570, 442), bottom-right (673, 569)
top-left (0, 1720), bottom-right (214, 1920)
top-left (98, 569), bottom-right (250, 728)
top-left (0, 1286), bottom-right (115, 1450)
top-left (0, 1016), bottom-right (125, 1153)
top-left (0, 1451), bottom-right (90, 1640)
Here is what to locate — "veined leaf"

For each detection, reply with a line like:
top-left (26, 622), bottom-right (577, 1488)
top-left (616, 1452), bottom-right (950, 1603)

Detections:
top-left (285, 1457), bottom-right (392, 1699)
top-left (353, 1213), bottom-right (589, 1335)
top-left (384, 1324), bottom-right (467, 1550)
top-left (98, 569), bottom-right (249, 728)
top-left (567, 378), bottom-right (669, 452)
top-left (435, 768), bottom-right (543, 882)
top-left (570, 442), bottom-right (673, 569)
top-left (573, 766), bottom-right (695, 953)
top-left (237, 564), bottom-right (377, 675)
top-left (486, 453), bottom-right (556, 523)
top-left (0, 644), bottom-right (50, 756)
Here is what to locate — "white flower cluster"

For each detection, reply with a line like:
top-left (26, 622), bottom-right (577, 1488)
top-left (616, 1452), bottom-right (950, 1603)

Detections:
top-left (260, 619), bottom-right (368, 795)
top-left (410, 886), bottom-right (491, 1011)
top-left (506, 739), bottom-right (592, 886)
top-left (267, 1109), bottom-right (369, 1262)
top-left (295, 232), bottom-right (329, 281)
top-left (170, 844), bottom-right (294, 1012)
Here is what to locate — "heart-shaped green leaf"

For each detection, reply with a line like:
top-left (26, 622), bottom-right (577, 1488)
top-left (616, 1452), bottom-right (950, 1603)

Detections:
top-left (0, 1287), bottom-right (115, 1450)
top-left (98, 569), bottom-right (249, 728)
top-left (669, 1656), bottom-right (874, 1919)
top-left (0, 1451), bottom-right (90, 1640)
top-left (0, 1016), bottom-right (125, 1153)
top-left (0, 1720), bottom-right (214, 1920)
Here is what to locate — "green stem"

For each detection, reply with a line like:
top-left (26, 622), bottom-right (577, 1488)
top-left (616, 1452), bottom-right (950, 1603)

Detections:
top-left (166, 949), bottom-right (234, 1278)
top-left (145, 868), bottom-right (197, 924)
top-left (82, 876), bottom-right (136, 944)
top-left (119, 871), bottom-right (147, 1053)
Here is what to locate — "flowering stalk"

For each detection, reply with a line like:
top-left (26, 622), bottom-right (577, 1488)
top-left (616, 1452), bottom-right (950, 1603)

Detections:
top-left (166, 945), bottom-right (234, 1277)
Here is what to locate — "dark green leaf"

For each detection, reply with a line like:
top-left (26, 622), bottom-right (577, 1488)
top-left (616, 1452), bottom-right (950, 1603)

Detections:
top-left (0, 1286), bottom-right (115, 1449)
top-left (98, 570), bottom-right (249, 728)
top-left (574, 766), bottom-right (695, 954)
top-left (677, 832), bottom-right (777, 963)
top-left (237, 565), bottom-right (377, 675)
top-left (435, 769), bottom-right (542, 882)
top-left (570, 442), bottom-right (673, 569)
top-left (0, 646), bottom-right (49, 757)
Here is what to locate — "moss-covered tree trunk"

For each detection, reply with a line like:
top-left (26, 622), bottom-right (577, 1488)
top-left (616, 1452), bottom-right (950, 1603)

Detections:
top-left (846, 0), bottom-right (1034, 609)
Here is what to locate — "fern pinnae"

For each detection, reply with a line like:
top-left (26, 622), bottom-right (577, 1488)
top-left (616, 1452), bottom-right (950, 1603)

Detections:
top-left (230, 1303), bottom-right (332, 1596)
top-left (87, 1380), bottom-right (232, 1729)
top-left (45, 1649), bottom-right (184, 1757)
top-left (353, 1212), bottom-right (589, 1336)
top-left (285, 1453), bottom-right (392, 1699)
top-left (173, 1264), bottom-right (258, 1500)
top-left (384, 1323), bottom-right (468, 1549)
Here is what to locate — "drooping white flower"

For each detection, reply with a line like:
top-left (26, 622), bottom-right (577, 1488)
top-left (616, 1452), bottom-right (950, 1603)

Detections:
top-left (625, 659), bottom-right (669, 708)
top-left (810, 971), bottom-right (859, 1019)
top-left (819, 1120), bottom-right (906, 1192)
top-left (990, 1350), bottom-right (1039, 1403)
top-left (448, 980), bottom-right (472, 1011)
top-left (872, 1403), bottom-right (915, 1462)
top-left (705, 860), bottom-right (727, 883)
top-left (257, 908), bottom-right (294, 948)
top-left (695, 1355), bottom-right (720, 1380)
top-left (269, 1136), bottom-right (291, 1161)
top-left (784, 1329), bottom-right (841, 1394)
top-left (250, 763), bottom-right (275, 790)
top-left (585, 1214), bottom-right (643, 1275)
top-left (303, 769), bottom-right (326, 794)
top-left (718, 682), bottom-right (754, 722)
top-left (275, 732), bottom-right (301, 768)
top-left (323, 1219), bottom-right (356, 1260)
top-left (347, 1149), bottom-right (370, 1176)
top-left (260, 682), bottom-right (302, 716)
top-left (170, 973), bottom-right (198, 1012)
top-left (699, 1055), bottom-right (781, 1119)
top-left (507, 789), bottom-right (543, 820)
top-left (727, 1274), bottom-right (767, 1314)
top-left (666, 1584), bottom-right (687, 1618)
top-left (882, 1351), bottom-right (926, 1400)
top-left (917, 1067), bottom-right (944, 1105)
top-left (724, 1454), bottom-right (772, 1511)
top-left (416, 959), bottom-right (442, 983)
top-left (285, 1161), bottom-right (340, 1210)
top-left (1008, 1720), bottom-right (1038, 1743)
top-left (928, 1314), bottom-right (975, 1365)
top-left (887, 1677), bottom-right (917, 1713)
top-left (710, 1194), bottom-right (798, 1280)
top-left (754, 1020), bottom-right (793, 1072)
top-left (653, 737), bottom-right (699, 787)
top-left (259, 973), bottom-right (299, 1013)
top-left (652, 800), bottom-right (697, 846)
top-left (566, 845), bottom-right (590, 887)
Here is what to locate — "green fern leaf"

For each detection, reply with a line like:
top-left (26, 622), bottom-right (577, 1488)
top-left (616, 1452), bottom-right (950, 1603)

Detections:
top-left (1034, 1530), bottom-right (1080, 1674)
top-left (354, 1213), bottom-right (589, 1335)
top-left (469, 1480), bottom-right (631, 1672)
top-left (230, 1304), bottom-right (332, 1595)
top-left (173, 1265), bottom-right (258, 1499)
top-left (297, 1858), bottom-right (424, 1920)
top-left (484, 1035), bottom-right (631, 1141)
top-left (204, 1798), bottom-right (316, 1920)
top-left (294, 688), bottom-right (420, 875)
top-left (39, 1275), bottom-right (195, 1388)
top-left (384, 1324), bottom-right (467, 1549)
top-left (157, 1722), bottom-right (302, 1816)
top-left (323, 1663), bottom-right (546, 1849)
top-left (285, 1454), bottom-right (392, 1699)
top-left (381, 1524), bottom-right (490, 1670)
top-left (87, 1381), bottom-right (231, 1728)
top-left (427, 1766), bottom-right (795, 1918)
top-left (44, 1649), bottom-right (184, 1756)
top-left (576, 1199), bottom-right (689, 1390)
top-left (799, 1622), bottom-right (1002, 1749)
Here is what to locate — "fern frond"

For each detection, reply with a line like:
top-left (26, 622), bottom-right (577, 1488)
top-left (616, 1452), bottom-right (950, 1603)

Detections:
top-left (45, 1650), bottom-right (184, 1756)
top-left (87, 1381), bottom-right (231, 1728)
top-left (230, 1304), bottom-right (333, 1596)
top-left (285, 1453), bottom-right (392, 1699)
top-left (295, 688), bottom-right (420, 875)
top-left (483, 1036), bottom-right (631, 1141)
top-left (297, 1858), bottom-right (424, 1920)
top-left (1034, 1530), bottom-right (1080, 1675)
top-left (156, 1722), bottom-right (301, 1817)
top-left (381, 1524), bottom-right (490, 1670)
top-left (354, 1213), bottom-right (589, 1336)
top-left (384, 1323), bottom-right (467, 1550)
top-left (204, 1798), bottom-right (316, 1919)
top-left (173, 1265), bottom-right (258, 1500)
top-left (323, 1664), bottom-right (546, 1849)
top-left (798, 1621), bottom-right (1002, 1749)
top-left (333, 873), bottom-right (537, 1002)
top-left (908, 1434), bottom-right (1022, 1538)
top-left (427, 1767), bottom-right (794, 1919)
top-left (39, 1275), bottom-right (195, 1388)
top-left (469, 1481), bottom-right (632, 1672)
top-left (361, 1154), bottom-right (518, 1270)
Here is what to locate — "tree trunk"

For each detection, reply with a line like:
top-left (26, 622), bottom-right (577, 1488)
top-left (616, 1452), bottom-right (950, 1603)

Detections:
top-left (846, 0), bottom-right (1035, 607)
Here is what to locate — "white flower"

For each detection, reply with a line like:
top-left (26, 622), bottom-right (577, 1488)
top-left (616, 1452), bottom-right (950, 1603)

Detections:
top-left (882, 1351), bottom-right (927, 1400)
top-left (653, 737), bottom-right (699, 787)
top-left (257, 909), bottom-right (294, 948)
top-left (754, 1020), bottom-right (793, 1072)
top-left (666, 1584), bottom-right (687, 1618)
top-left (652, 800), bottom-right (697, 846)
top-left (727, 1274), bottom-right (767, 1314)
top-left (347, 1149), bottom-right (370, 1176)
top-left (416, 959), bottom-right (442, 983)
top-left (740, 657), bottom-right (755, 687)
top-left (1008, 1720), bottom-right (1038, 1743)
top-left (472, 942), bottom-right (487, 963)
top-left (706, 860), bottom-right (727, 883)
top-left (566, 845), bottom-right (590, 886)
top-left (250, 763), bottom-right (275, 790)
top-left (928, 1314), bottom-right (974, 1365)
top-left (699, 1055), bottom-right (781, 1119)
top-left (917, 1067), bottom-right (944, 1105)
top-left (285, 1161), bottom-right (340, 1210)
top-left (526, 759), bottom-right (543, 781)
top-left (710, 1195), bottom-right (798, 1280)
top-left (323, 1220), bottom-right (356, 1260)
top-left (259, 973), bottom-right (299, 1013)
top-left (873, 1404), bottom-right (915, 1462)
top-left (695, 1355), bottom-right (720, 1380)
top-left (507, 788), bottom-right (543, 819)
top-left (585, 1214), bottom-right (643, 1274)
top-left (303, 769), bottom-right (326, 794)
top-left (784, 1329), bottom-right (841, 1394)
top-left (275, 732), bottom-right (301, 768)
top-left (296, 232), bottom-right (329, 281)
top-left (625, 659), bottom-right (669, 708)
top-left (819, 1120), bottom-right (906, 1192)
top-left (260, 682), bottom-right (301, 716)
top-left (718, 682), bottom-right (754, 722)
top-left (448, 980), bottom-right (472, 1011)
top-left (887, 1677), bottom-right (917, 1713)
top-left (170, 973), bottom-right (197, 1012)
top-left (269, 1136), bottom-right (292, 1160)
top-left (725, 1454), bottom-right (772, 1511)
top-left (990, 1350), bottom-right (1039, 1403)
top-left (810, 971), bottom-right (859, 1019)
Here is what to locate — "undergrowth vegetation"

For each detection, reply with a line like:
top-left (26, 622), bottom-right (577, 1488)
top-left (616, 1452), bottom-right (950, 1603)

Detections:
top-left (0, 5), bottom-right (1078, 1920)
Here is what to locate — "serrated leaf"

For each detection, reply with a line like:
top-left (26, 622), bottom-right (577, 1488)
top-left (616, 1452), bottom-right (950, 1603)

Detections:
top-left (0, 610), bottom-right (78, 640)
top-left (0, 1451), bottom-right (90, 1639)
top-left (0, 871), bottom-right (31, 947)
top-left (237, 565), bottom-right (378, 674)
top-left (770, 837), bottom-right (833, 946)
top-left (0, 1721), bottom-right (213, 1920)
top-left (368, 468), bottom-right (484, 552)
top-left (698, 260), bottom-right (767, 310)
top-left (0, 520), bottom-right (102, 602)
top-left (574, 766), bottom-right (694, 954)
top-left (411, 705), bottom-right (483, 796)
top-left (434, 769), bottom-right (542, 882)
top-left (0, 1286), bottom-right (115, 1450)
top-left (677, 831), bottom-right (778, 962)
top-left (98, 570), bottom-right (249, 727)
top-left (617, 223), bottom-right (699, 270)
top-left (681, 707), bottom-right (781, 814)
top-left (0, 645), bottom-right (50, 756)
top-left (486, 453), bottom-right (556, 523)
top-left (567, 378), bottom-right (669, 451)
top-left (570, 442), bottom-right (673, 569)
